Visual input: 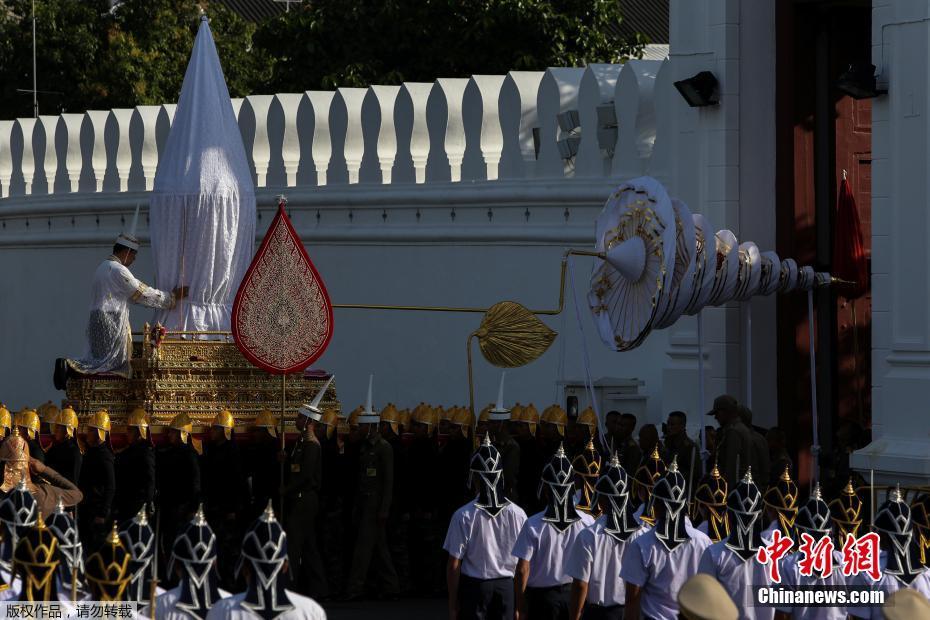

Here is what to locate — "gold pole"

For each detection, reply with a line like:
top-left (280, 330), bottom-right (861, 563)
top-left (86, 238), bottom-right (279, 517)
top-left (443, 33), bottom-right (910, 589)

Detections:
top-left (280, 373), bottom-right (286, 518)
top-left (71, 565), bottom-right (77, 601)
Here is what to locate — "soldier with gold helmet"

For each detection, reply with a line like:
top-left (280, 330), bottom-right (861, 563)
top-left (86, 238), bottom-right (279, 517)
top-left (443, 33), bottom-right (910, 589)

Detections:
top-left (114, 407), bottom-right (156, 522)
top-left (45, 405), bottom-right (82, 484)
top-left (37, 400), bottom-right (60, 439)
top-left (438, 406), bottom-right (473, 537)
top-left (156, 411), bottom-right (202, 577)
top-left (379, 401), bottom-right (409, 596)
top-left (246, 408), bottom-right (281, 521)
top-left (539, 403), bottom-right (568, 461)
top-left (203, 408), bottom-right (248, 592)
top-left (0, 403), bottom-right (11, 440)
top-left (78, 408), bottom-right (116, 551)
top-left (511, 403), bottom-right (544, 516)
top-left (15, 407), bottom-right (44, 464)
top-left (408, 402), bottom-right (441, 596)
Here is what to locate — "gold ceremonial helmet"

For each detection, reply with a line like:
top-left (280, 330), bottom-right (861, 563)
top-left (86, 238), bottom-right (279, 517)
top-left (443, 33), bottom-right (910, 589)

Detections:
top-left (0, 428), bottom-right (35, 493)
top-left (38, 401), bottom-right (60, 427)
top-left (571, 439), bottom-right (602, 516)
top-left (320, 409), bottom-right (339, 439)
top-left (412, 403), bottom-right (437, 432)
top-left (763, 466), bottom-right (800, 537)
top-left (520, 404), bottom-right (540, 436)
top-left (347, 405), bottom-right (363, 428)
top-left (0, 403), bottom-right (11, 437)
top-left (541, 404), bottom-right (568, 436)
top-left (13, 513), bottom-right (60, 602)
top-left (254, 410), bottom-right (278, 438)
top-left (15, 408), bottom-right (40, 440)
top-left (577, 406), bottom-right (598, 436)
top-left (212, 410), bottom-right (235, 440)
top-left (85, 409), bottom-right (112, 443)
top-left (450, 407), bottom-right (474, 437)
top-left (693, 463), bottom-right (730, 543)
top-left (55, 406), bottom-right (80, 438)
top-left (633, 445), bottom-right (667, 526)
top-left (169, 412), bottom-right (194, 444)
top-left (84, 522), bottom-right (132, 601)
top-left (126, 407), bottom-right (150, 439)
top-left (397, 408), bottom-right (411, 432)
top-left (380, 403), bottom-right (401, 435)
top-left (509, 403), bottom-right (524, 426)
top-left (440, 406), bottom-right (456, 423)
top-left (433, 406), bottom-right (446, 427)
top-left (909, 493), bottom-right (930, 566)
top-left (829, 478), bottom-right (865, 543)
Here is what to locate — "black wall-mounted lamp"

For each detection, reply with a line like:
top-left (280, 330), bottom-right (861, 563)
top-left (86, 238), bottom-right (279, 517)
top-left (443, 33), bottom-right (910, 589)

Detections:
top-left (837, 63), bottom-right (886, 99)
top-left (673, 71), bottom-right (720, 107)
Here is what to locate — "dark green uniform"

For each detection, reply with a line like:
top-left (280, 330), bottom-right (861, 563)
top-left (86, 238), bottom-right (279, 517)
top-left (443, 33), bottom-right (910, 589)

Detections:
top-left (284, 430), bottom-right (327, 599)
top-left (346, 432), bottom-right (398, 598)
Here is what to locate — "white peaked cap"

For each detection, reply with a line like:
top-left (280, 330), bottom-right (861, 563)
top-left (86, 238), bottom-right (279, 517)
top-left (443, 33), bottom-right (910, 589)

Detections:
top-left (489, 372), bottom-right (511, 420)
top-left (298, 374), bottom-right (335, 421)
top-left (116, 204), bottom-right (141, 251)
top-left (357, 374), bottom-right (380, 424)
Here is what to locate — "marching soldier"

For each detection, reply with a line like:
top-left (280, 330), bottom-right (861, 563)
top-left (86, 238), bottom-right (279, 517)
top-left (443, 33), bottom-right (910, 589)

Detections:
top-left (709, 395), bottom-right (753, 486)
top-left (911, 493), bottom-right (930, 569)
top-left (511, 403), bottom-right (543, 516)
top-left (282, 380), bottom-right (331, 600)
top-left (246, 409), bottom-right (281, 521)
top-left (319, 407), bottom-right (349, 598)
top-left (78, 408), bottom-right (116, 551)
top-left (828, 478), bottom-right (865, 545)
top-left (383, 402), bottom-right (410, 595)
top-left (631, 446), bottom-right (667, 525)
top-left (47, 497), bottom-right (86, 598)
top-left (156, 412), bottom-right (202, 580)
top-left (408, 402), bottom-right (440, 596)
top-left (11, 512), bottom-right (63, 601)
top-left (445, 435), bottom-right (528, 620)
top-left (572, 439), bottom-right (602, 516)
top-left (762, 466), bottom-right (799, 539)
top-left (114, 408), bottom-right (156, 522)
top-left (567, 406), bottom-right (599, 458)
top-left (567, 453), bottom-right (645, 620)
top-left (621, 458), bottom-right (712, 620)
top-left (119, 506), bottom-right (157, 604)
top-left (206, 502), bottom-right (327, 619)
top-left (513, 445), bottom-right (595, 618)
top-left (344, 377), bottom-right (399, 601)
top-left (38, 401), bottom-right (59, 440)
top-left (692, 463), bottom-right (729, 542)
top-left (84, 523), bottom-right (134, 601)
top-left (540, 404), bottom-right (568, 461)
top-left (45, 405), bottom-right (82, 484)
top-left (485, 375), bottom-right (520, 505)
top-left (15, 407), bottom-right (44, 464)
top-left (438, 406), bottom-right (474, 534)
top-left (202, 409), bottom-right (247, 592)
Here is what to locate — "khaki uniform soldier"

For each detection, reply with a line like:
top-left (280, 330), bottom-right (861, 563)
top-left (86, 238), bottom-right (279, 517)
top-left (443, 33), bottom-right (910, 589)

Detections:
top-left (345, 376), bottom-right (399, 600)
top-left (709, 395), bottom-right (753, 486)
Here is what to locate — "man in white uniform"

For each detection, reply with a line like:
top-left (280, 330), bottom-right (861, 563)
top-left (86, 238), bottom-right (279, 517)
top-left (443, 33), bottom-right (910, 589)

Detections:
top-left (849, 487), bottom-right (930, 620)
top-left (513, 445), bottom-right (595, 619)
top-left (621, 457), bottom-right (712, 620)
top-left (566, 453), bottom-right (644, 620)
top-left (699, 468), bottom-right (774, 620)
top-left (58, 227), bottom-right (187, 384)
top-left (444, 434), bottom-right (527, 620)
top-left (762, 466), bottom-right (799, 541)
top-left (206, 501), bottom-right (326, 619)
top-left (152, 506), bottom-right (230, 620)
top-left (774, 484), bottom-right (847, 620)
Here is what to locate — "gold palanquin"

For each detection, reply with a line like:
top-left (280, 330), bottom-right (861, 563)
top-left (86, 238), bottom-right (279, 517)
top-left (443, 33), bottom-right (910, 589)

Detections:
top-left (65, 325), bottom-right (340, 431)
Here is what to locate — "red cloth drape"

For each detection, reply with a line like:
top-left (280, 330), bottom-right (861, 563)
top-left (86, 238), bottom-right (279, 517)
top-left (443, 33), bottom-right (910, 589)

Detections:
top-left (832, 177), bottom-right (869, 299)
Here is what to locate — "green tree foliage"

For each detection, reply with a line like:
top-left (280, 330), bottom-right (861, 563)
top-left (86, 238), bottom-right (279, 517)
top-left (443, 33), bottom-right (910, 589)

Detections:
top-left (254, 0), bottom-right (648, 91)
top-left (0, 0), bottom-right (646, 119)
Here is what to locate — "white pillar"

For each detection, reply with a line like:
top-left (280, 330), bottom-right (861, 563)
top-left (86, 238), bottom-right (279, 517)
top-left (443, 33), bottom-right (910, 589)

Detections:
top-left (246, 95), bottom-right (274, 187)
top-left (402, 83), bottom-right (432, 184)
top-left (336, 88), bottom-right (367, 184)
top-left (15, 118), bottom-right (37, 194)
top-left (37, 115), bottom-right (59, 194)
top-left (851, 2), bottom-right (930, 484)
top-left (470, 75), bottom-right (506, 181)
top-left (61, 113), bottom-right (84, 193)
top-left (435, 78), bottom-right (470, 182)
top-left (0, 121), bottom-right (13, 198)
top-left (135, 105), bottom-right (161, 191)
top-left (85, 110), bottom-right (110, 192)
top-left (111, 109), bottom-right (134, 192)
top-left (305, 91), bottom-right (334, 186)
top-left (275, 93), bottom-right (304, 187)
top-left (369, 86), bottom-right (400, 183)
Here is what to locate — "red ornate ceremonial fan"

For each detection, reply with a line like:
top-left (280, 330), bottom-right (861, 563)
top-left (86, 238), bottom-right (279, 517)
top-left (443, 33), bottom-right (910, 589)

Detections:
top-left (232, 199), bottom-right (334, 373)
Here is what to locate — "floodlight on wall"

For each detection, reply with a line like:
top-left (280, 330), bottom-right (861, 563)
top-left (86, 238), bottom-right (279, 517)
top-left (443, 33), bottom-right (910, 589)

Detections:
top-left (837, 63), bottom-right (886, 99)
top-left (557, 109), bottom-right (581, 133)
top-left (673, 71), bottom-right (720, 107)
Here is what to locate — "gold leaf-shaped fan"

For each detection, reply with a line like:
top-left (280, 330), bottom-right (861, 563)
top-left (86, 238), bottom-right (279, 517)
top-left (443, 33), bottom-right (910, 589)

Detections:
top-left (474, 301), bottom-right (557, 368)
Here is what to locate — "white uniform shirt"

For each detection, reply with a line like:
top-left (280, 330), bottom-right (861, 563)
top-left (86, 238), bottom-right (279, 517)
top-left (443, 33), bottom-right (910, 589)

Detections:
top-left (620, 520), bottom-right (712, 620)
top-left (775, 550), bottom-right (847, 620)
top-left (512, 511), bottom-right (595, 588)
top-left (698, 540), bottom-right (775, 620)
top-left (443, 500), bottom-right (528, 580)
top-left (206, 590), bottom-right (327, 620)
top-left (565, 515), bottom-right (646, 606)
top-left (68, 257), bottom-right (175, 377)
top-left (149, 584), bottom-right (232, 620)
top-left (848, 551), bottom-right (930, 619)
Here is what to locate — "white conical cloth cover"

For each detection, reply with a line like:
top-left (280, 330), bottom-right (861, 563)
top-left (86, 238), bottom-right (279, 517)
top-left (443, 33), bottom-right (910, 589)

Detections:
top-left (490, 372), bottom-right (510, 420)
top-left (298, 374), bottom-right (335, 420)
top-left (149, 17), bottom-right (256, 333)
top-left (357, 374), bottom-right (380, 423)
